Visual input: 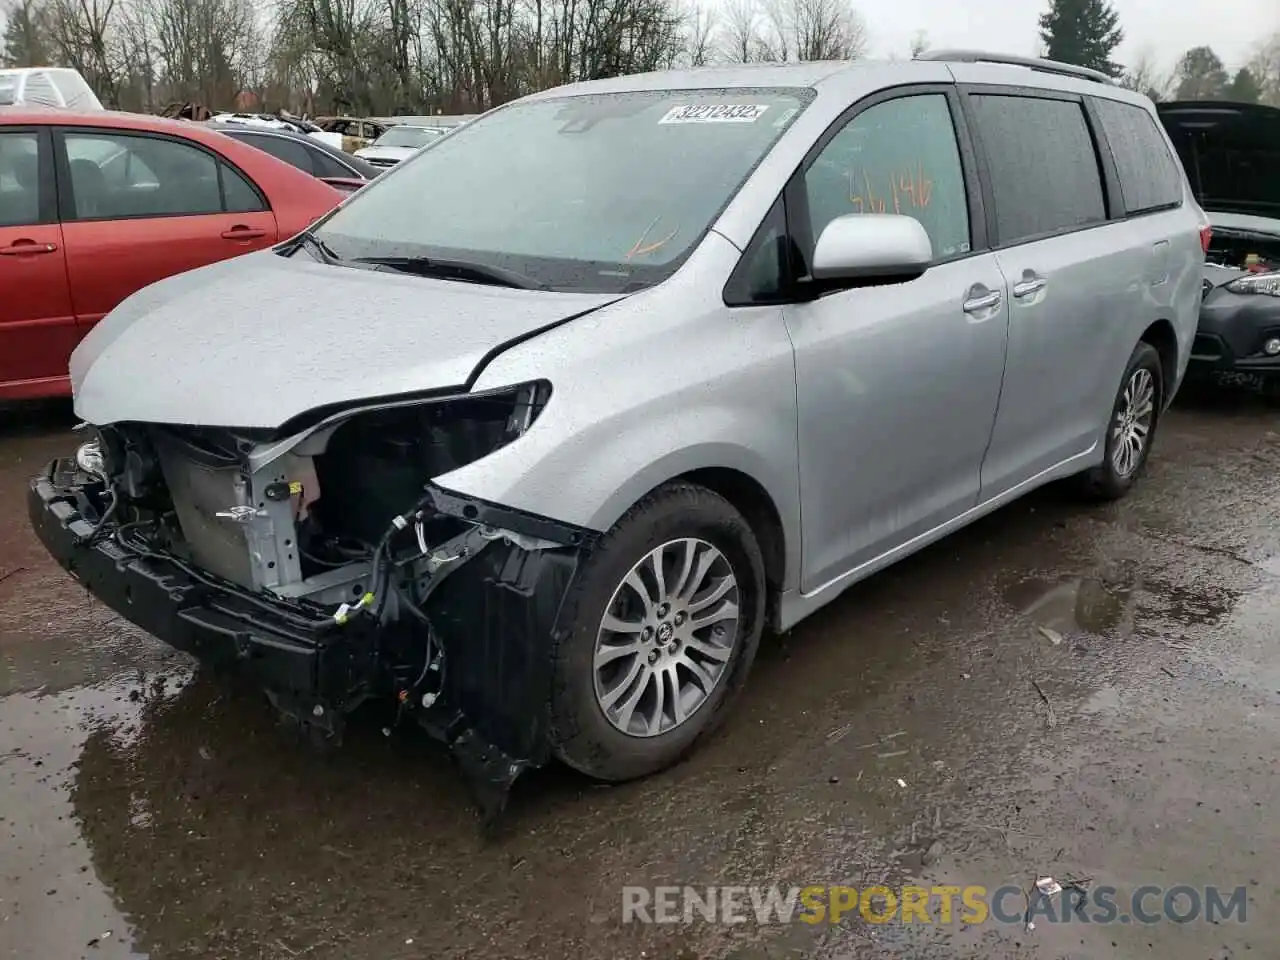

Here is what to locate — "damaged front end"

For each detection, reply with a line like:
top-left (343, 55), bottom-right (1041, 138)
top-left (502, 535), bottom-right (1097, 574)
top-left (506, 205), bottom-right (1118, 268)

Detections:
top-left (1196, 228), bottom-right (1280, 376)
top-left (29, 381), bottom-right (591, 818)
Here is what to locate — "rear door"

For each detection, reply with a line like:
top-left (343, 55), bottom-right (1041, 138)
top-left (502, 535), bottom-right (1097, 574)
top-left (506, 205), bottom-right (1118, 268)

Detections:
top-left (0, 126), bottom-right (75, 396)
top-left (961, 88), bottom-right (1127, 495)
top-left (55, 127), bottom-right (278, 334)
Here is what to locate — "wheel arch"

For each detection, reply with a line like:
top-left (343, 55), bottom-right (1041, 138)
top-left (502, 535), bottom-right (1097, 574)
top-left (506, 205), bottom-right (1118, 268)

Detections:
top-left (582, 445), bottom-right (800, 605)
top-left (677, 467), bottom-right (787, 616)
top-left (1139, 318), bottom-right (1180, 408)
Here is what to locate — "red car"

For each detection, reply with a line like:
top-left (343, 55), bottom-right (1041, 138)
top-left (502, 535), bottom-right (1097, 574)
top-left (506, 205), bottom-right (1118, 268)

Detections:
top-left (0, 109), bottom-right (344, 400)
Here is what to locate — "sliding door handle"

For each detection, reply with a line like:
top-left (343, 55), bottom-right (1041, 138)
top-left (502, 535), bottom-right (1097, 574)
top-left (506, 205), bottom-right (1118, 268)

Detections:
top-left (962, 290), bottom-right (1002, 313)
top-left (1013, 277), bottom-right (1047, 298)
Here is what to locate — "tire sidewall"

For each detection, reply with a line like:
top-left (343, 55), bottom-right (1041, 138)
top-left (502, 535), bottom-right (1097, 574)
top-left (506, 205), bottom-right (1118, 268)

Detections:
top-left (1099, 342), bottom-right (1164, 493)
top-left (551, 487), bottom-right (765, 781)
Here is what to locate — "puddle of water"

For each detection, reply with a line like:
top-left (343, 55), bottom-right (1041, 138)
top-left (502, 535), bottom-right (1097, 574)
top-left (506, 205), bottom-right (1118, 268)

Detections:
top-left (1003, 572), bottom-right (1137, 637)
top-left (0, 672), bottom-right (190, 960)
top-left (1004, 563), bottom-right (1247, 653)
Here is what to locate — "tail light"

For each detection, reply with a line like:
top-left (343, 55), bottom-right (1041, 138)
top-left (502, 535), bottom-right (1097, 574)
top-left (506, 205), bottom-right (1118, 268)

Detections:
top-left (1200, 224), bottom-right (1213, 254)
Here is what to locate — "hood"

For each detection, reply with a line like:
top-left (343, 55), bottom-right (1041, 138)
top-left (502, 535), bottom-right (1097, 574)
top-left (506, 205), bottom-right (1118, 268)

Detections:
top-left (1204, 210), bottom-right (1280, 241)
top-left (70, 249), bottom-right (619, 429)
top-left (1158, 100), bottom-right (1280, 222)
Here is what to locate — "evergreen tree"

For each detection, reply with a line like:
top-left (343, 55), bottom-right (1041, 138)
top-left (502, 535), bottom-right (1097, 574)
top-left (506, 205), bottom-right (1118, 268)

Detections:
top-left (1227, 67), bottom-right (1264, 103)
top-left (0, 1), bottom-right (50, 68)
top-left (1039, 0), bottom-right (1125, 78)
top-left (1174, 47), bottom-right (1230, 100)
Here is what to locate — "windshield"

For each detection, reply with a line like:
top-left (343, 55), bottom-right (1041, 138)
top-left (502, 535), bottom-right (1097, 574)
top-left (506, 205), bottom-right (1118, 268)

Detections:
top-left (374, 126), bottom-right (441, 148)
top-left (314, 89), bottom-right (810, 293)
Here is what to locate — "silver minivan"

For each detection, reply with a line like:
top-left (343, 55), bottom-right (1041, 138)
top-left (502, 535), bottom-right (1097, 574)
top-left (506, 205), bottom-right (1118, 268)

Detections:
top-left (30, 52), bottom-right (1205, 803)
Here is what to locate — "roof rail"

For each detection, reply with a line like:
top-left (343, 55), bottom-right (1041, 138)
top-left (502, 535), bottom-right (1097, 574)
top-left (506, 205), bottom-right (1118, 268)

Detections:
top-left (915, 50), bottom-right (1116, 85)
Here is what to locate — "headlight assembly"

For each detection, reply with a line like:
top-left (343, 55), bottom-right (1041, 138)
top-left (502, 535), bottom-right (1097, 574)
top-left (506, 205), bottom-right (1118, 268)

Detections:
top-left (1225, 272), bottom-right (1280, 297)
top-left (75, 438), bottom-right (107, 479)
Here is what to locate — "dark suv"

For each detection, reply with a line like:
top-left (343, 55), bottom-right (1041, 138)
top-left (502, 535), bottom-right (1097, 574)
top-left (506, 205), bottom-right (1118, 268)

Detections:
top-left (1159, 101), bottom-right (1280, 376)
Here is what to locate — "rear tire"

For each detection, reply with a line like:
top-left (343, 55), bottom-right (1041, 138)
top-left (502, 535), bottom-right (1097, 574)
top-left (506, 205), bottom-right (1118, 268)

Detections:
top-left (549, 482), bottom-right (766, 781)
top-left (1076, 341), bottom-right (1163, 501)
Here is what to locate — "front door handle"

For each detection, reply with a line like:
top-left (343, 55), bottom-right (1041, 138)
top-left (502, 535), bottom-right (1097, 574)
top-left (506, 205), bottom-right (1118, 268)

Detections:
top-left (1013, 277), bottom-right (1047, 298)
top-left (221, 227), bottom-right (266, 241)
top-left (0, 240), bottom-right (57, 256)
top-left (963, 290), bottom-right (1002, 313)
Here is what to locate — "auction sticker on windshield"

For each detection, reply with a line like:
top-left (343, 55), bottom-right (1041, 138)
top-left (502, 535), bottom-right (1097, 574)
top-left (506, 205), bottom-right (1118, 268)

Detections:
top-left (659, 104), bottom-right (770, 124)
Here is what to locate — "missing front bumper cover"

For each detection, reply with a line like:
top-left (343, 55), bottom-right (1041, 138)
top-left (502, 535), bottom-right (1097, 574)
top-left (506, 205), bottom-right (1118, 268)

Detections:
top-left (28, 459), bottom-right (591, 820)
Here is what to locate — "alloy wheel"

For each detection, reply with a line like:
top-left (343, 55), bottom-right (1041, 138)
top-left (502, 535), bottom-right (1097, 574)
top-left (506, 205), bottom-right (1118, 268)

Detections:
top-left (592, 538), bottom-right (740, 737)
top-left (1111, 367), bottom-right (1156, 477)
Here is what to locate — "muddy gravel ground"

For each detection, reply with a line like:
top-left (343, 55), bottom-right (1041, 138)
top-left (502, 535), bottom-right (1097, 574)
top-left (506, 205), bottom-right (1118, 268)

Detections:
top-left (2, 390), bottom-right (1278, 960)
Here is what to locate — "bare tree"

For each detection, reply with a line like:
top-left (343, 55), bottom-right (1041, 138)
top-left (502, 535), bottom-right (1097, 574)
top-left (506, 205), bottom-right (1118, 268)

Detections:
top-left (1119, 46), bottom-right (1169, 101)
top-left (679, 1), bottom-right (714, 66)
top-left (42, 0), bottom-right (123, 104)
top-left (275, 0), bottom-right (383, 112)
top-left (755, 0), bottom-right (787, 60)
top-left (114, 0), bottom-right (156, 110)
top-left (731, 0), bottom-right (865, 63)
top-left (1248, 31), bottom-right (1280, 106)
top-left (791, 0), bottom-right (866, 60)
top-left (139, 0), bottom-right (261, 106)
top-left (908, 28), bottom-right (927, 58)
top-left (717, 0), bottom-right (764, 62)
top-left (15, 0), bottom-right (850, 115)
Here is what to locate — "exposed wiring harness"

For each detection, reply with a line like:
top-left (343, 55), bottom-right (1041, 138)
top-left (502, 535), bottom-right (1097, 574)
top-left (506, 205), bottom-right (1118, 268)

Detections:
top-left (396, 579), bottom-right (446, 706)
top-left (330, 497), bottom-right (434, 626)
top-left (327, 500), bottom-right (448, 709)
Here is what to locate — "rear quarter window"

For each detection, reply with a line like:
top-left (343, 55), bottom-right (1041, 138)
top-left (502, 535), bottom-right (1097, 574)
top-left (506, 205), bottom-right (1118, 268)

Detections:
top-left (969, 93), bottom-right (1106, 246)
top-left (1093, 98), bottom-right (1182, 215)
top-left (309, 147), bottom-right (353, 179)
top-left (242, 133), bottom-right (316, 175)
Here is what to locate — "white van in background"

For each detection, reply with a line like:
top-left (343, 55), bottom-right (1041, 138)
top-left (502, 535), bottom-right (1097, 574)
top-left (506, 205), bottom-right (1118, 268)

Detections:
top-left (0, 67), bottom-right (103, 109)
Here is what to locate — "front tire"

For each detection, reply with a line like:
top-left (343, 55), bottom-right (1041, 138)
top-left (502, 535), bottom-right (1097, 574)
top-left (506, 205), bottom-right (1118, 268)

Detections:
top-left (1076, 341), bottom-right (1163, 500)
top-left (549, 482), bottom-right (766, 781)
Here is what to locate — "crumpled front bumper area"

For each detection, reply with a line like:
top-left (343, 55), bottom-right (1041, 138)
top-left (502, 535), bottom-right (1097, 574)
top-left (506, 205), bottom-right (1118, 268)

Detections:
top-left (29, 457), bottom-right (585, 818)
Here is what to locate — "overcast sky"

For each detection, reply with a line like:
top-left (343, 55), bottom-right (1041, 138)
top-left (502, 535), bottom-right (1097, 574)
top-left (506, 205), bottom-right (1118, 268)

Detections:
top-left (866, 0), bottom-right (1272, 72)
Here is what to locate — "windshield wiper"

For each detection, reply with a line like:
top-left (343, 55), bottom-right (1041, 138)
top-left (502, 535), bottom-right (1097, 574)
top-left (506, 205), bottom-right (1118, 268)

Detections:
top-left (350, 255), bottom-right (546, 290)
top-left (287, 230), bottom-right (343, 264)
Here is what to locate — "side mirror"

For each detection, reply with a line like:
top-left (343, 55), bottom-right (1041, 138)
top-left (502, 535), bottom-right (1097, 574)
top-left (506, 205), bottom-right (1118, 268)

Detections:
top-left (811, 213), bottom-right (933, 286)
